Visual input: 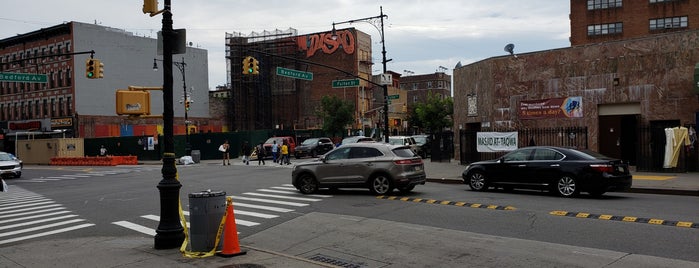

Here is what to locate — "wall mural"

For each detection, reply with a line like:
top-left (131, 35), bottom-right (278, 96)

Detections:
top-left (296, 29), bottom-right (355, 57)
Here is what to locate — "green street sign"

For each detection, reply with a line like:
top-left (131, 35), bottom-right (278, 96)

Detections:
top-left (0, 72), bottom-right (47, 83)
top-left (387, 94), bottom-right (400, 100)
top-left (276, 67), bottom-right (313, 81)
top-left (332, 78), bottom-right (360, 88)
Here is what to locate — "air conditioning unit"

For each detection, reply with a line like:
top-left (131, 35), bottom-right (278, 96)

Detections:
top-left (664, 23), bottom-right (673, 29)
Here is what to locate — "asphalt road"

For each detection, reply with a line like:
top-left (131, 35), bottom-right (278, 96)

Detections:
top-left (3, 162), bottom-right (698, 264)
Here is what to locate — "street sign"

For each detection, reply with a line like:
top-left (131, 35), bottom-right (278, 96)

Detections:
top-left (387, 94), bottom-right (400, 100)
top-left (379, 73), bottom-right (392, 85)
top-left (276, 67), bottom-right (313, 81)
top-left (0, 72), bottom-right (47, 83)
top-left (332, 78), bottom-right (360, 88)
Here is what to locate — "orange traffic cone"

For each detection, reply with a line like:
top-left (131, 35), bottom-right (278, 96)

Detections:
top-left (217, 197), bottom-right (247, 258)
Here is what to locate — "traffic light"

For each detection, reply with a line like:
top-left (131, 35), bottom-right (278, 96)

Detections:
top-left (242, 56), bottom-right (251, 74)
top-left (142, 0), bottom-right (158, 14)
top-left (185, 100), bottom-right (190, 111)
top-left (93, 59), bottom-right (104, 78)
top-left (251, 57), bottom-right (259, 75)
top-left (86, 59), bottom-right (95, 78)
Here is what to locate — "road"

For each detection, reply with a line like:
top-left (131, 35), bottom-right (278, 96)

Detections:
top-left (2, 161), bottom-right (698, 264)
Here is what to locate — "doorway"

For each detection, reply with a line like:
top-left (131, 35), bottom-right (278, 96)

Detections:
top-left (598, 115), bottom-right (638, 164)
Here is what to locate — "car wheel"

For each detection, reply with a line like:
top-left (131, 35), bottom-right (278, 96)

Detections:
top-left (297, 174), bottom-right (318, 194)
top-left (398, 185), bottom-right (415, 194)
top-left (369, 174), bottom-right (392, 195)
top-left (554, 175), bottom-right (579, 197)
top-left (468, 171), bottom-right (489, 191)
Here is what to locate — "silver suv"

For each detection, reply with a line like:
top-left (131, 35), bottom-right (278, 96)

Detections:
top-left (388, 136), bottom-right (421, 157)
top-left (292, 143), bottom-right (426, 195)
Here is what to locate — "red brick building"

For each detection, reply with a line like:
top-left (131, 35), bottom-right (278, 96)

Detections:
top-left (570, 0), bottom-right (699, 46)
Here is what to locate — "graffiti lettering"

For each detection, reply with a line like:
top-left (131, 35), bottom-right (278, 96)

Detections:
top-left (297, 29), bottom-right (355, 58)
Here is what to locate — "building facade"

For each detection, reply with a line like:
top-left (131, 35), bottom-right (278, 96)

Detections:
top-left (453, 29), bottom-right (699, 171)
top-left (570, 0), bottom-right (699, 46)
top-left (399, 72), bottom-right (452, 134)
top-left (0, 21), bottom-right (213, 153)
top-left (225, 27), bottom-right (374, 134)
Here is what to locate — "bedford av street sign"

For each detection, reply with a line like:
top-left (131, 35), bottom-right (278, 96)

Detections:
top-left (276, 67), bottom-right (313, 81)
top-left (0, 72), bottom-right (47, 83)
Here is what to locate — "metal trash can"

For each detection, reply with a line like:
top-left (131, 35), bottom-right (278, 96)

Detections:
top-left (191, 150), bottom-right (201, 163)
top-left (188, 190), bottom-right (226, 252)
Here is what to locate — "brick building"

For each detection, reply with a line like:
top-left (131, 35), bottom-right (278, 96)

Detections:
top-left (570, 0), bottom-right (699, 46)
top-left (0, 21), bottom-right (214, 153)
top-left (399, 72), bottom-right (452, 134)
top-left (225, 28), bottom-right (374, 134)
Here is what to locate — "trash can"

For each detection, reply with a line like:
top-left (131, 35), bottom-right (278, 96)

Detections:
top-left (191, 150), bottom-right (201, 163)
top-left (188, 190), bottom-right (227, 252)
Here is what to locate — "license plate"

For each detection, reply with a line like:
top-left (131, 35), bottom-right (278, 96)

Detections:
top-left (414, 165), bottom-right (422, 171)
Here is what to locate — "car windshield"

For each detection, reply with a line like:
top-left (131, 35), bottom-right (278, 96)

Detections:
top-left (302, 138), bottom-right (319, 145)
top-left (265, 137), bottom-right (282, 144)
top-left (0, 153), bottom-right (14, 161)
top-left (388, 138), bottom-right (404, 145)
top-left (413, 136), bottom-right (427, 145)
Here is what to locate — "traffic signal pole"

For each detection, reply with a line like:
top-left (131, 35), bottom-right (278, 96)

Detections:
top-left (152, 0), bottom-right (184, 249)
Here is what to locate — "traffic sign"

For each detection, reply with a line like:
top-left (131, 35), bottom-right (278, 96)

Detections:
top-left (332, 78), bottom-right (360, 88)
top-left (387, 94), bottom-right (400, 100)
top-left (276, 67), bottom-right (313, 81)
top-left (0, 72), bottom-right (47, 83)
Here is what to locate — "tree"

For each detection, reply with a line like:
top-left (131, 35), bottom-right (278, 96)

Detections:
top-left (412, 92), bottom-right (453, 134)
top-left (316, 95), bottom-right (355, 137)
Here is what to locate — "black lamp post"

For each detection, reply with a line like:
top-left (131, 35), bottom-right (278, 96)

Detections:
top-left (153, 0), bottom-right (184, 249)
top-left (332, 6), bottom-right (391, 142)
top-left (153, 57), bottom-right (191, 156)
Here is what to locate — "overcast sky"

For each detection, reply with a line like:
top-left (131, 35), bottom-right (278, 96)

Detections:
top-left (0, 0), bottom-right (571, 90)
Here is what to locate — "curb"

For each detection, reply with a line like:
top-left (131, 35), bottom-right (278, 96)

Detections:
top-left (426, 178), bottom-right (698, 196)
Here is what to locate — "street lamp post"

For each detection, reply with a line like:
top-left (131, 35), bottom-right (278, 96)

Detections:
top-left (332, 6), bottom-right (391, 142)
top-left (153, 57), bottom-right (191, 156)
top-left (153, 0), bottom-right (184, 249)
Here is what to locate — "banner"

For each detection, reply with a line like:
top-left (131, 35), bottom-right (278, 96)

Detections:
top-left (519, 97), bottom-right (583, 119)
top-left (476, 132), bottom-right (518, 152)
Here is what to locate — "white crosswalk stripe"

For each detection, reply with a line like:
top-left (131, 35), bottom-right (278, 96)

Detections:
top-left (9, 167), bottom-right (162, 183)
top-left (112, 184), bottom-right (333, 236)
top-left (0, 187), bottom-right (94, 245)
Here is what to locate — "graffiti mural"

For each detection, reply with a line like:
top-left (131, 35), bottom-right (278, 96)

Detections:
top-left (296, 29), bottom-right (355, 57)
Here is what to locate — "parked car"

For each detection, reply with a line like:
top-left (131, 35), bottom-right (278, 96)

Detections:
top-left (263, 136), bottom-right (296, 158)
top-left (339, 136), bottom-right (374, 146)
top-left (292, 143), bottom-right (426, 195)
top-left (388, 136), bottom-right (421, 157)
top-left (295, 137), bottom-right (334, 158)
top-left (0, 152), bottom-right (22, 178)
top-left (461, 146), bottom-right (632, 197)
top-left (411, 134), bottom-right (431, 158)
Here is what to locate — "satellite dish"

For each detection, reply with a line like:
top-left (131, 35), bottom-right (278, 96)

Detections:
top-left (504, 43), bottom-right (515, 55)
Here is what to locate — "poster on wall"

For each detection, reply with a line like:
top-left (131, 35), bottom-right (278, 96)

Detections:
top-left (147, 137), bottom-right (155, 151)
top-left (519, 97), bottom-right (583, 119)
top-left (476, 132), bottom-right (518, 152)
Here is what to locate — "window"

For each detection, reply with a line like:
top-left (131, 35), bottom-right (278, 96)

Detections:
top-left (587, 0), bottom-right (622, 10)
top-left (587, 22), bottom-right (623, 36)
top-left (427, 81), bottom-right (433, 88)
top-left (532, 149), bottom-right (564, 161)
top-left (650, 0), bottom-right (680, 3)
top-left (650, 16), bottom-right (688, 30)
top-left (350, 147), bottom-right (382, 158)
top-left (412, 83), bottom-right (418, 90)
top-left (438, 81), bottom-right (444, 88)
top-left (504, 149), bottom-right (533, 161)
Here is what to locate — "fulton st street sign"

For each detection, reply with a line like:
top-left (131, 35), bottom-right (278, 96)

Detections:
top-left (276, 67), bottom-right (313, 81)
top-left (332, 78), bottom-right (360, 88)
top-left (0, 72), bottom-right (48, 83)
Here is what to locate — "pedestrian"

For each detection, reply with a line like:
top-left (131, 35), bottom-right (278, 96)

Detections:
top-left (271, 140), bottom-right (279, 163)
top-left (256, 142), bottom-right (266, 165)
top-left (220, 140), bottom-right (230, 165)
top-left (242, 141), bottom-right (252, 165)
top-left (280, 141), bottom-right (290, 165)
top-left (99, 145), bottom-right (107, 157)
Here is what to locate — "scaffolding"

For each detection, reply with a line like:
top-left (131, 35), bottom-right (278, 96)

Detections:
top-left (225, 28), bottom-right (302, 131)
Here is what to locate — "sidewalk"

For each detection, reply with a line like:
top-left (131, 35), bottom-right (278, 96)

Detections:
top-left (423, 159), bottom-right (699, 196)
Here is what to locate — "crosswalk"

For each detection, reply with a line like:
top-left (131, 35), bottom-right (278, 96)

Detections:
top-left (112, 184), bottom-right (331, 236)
top-left (10, 167), bottom-right (162, 183)
top-left (0, 187), bottom-right (94, 245)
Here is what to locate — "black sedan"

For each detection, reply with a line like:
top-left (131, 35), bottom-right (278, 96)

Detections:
top-left (461, 146), bottom-right (631, 197)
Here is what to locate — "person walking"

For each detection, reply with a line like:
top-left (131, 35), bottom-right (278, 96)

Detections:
top-left (256, 142), bottom-right (266, 165)
top-left (271, 140), bottom-right (279, 163)
top-left (280, 141), bottom-right (290, 165)
top-left (242, 141), bottom-right (252, 165)
top-left (220, 140), bottom-right (230, 165)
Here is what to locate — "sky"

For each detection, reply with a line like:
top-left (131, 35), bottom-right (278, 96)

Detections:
top-left (0, 0), bottom-right (571, 90)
